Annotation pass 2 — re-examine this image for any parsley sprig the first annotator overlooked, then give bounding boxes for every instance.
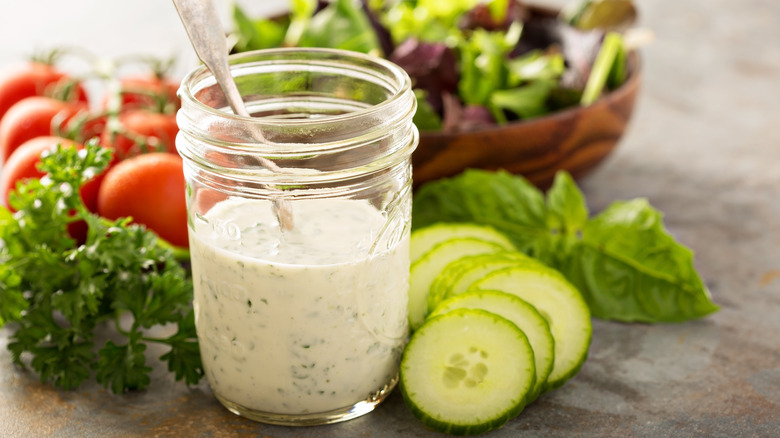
[0,140,203,393]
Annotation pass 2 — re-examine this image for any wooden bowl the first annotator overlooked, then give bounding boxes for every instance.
[412,51,641,189]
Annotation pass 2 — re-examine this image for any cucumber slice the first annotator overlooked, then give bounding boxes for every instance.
[472,266,592,391]
[410,223,515,264]
[427,251,543,313]
[409,238,510,331]
[429,290,554,400]
[399,309,536,435]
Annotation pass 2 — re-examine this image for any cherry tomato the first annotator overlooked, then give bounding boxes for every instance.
[97,152,188,247]
[0,96,88,163]
[101,110,179,159]
[0,61,88,121]
[104,75,180,113]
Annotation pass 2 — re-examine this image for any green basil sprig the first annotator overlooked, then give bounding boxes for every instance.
[412,169,719,323]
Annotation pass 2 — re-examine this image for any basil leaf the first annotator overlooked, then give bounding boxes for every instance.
[547,171,588,232]
[533,171,589,268]
[412,169,548,253]
[412,169,719,323]
[560,199,719,322]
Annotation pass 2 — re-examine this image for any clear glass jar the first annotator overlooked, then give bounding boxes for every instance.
[176,48,417,426]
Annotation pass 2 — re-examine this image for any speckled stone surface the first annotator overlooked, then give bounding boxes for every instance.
[2,0,780,436]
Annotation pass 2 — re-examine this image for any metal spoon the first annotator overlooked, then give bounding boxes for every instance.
[172,0,249,117]
[171,0,293,231]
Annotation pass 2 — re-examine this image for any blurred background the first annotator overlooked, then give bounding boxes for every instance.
[0,0,576,99]
[0,0,288,101]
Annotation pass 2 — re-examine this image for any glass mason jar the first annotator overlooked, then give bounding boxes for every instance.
[176,48,418,426]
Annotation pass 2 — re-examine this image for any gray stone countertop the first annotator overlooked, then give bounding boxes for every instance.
[1,0,779,436]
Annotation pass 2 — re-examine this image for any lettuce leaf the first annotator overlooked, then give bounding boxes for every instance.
[231,4,287,52]
[412,169,719,323]
[297,0,381,55]
[413,90,443,131]
[381,0,480,44]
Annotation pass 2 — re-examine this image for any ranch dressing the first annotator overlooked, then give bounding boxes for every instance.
[189,197,410,415]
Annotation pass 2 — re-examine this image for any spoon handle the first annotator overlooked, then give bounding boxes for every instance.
[171,0,294,231]
[172,0,250,117]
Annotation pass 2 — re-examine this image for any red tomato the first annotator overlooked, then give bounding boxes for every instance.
[101,110,179,159]
[97,152,188,247]
[0,96,88,163]
[0,136,104,212]
[0,61,88,121]
[103,75,180,113]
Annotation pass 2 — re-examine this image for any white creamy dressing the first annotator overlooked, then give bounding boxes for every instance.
[189,197,409,415]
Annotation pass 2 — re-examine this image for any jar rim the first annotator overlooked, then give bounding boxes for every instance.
[178,47,413,128]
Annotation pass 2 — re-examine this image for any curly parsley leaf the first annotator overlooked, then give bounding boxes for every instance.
[0,139,202,393]
[0,264,24,326]
[159,309,203,386]
[96,340,152,394]
[0,207,26,325]
[7,304,96,390]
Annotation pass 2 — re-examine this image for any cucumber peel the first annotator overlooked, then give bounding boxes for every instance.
[473,266,592,390]
[410,223,516,264]
[427,251,545,313]
[409,237,513,331]
[401,223,593,435]
[400,309,536,435]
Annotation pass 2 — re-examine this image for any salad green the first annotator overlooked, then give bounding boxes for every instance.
[230,0,634,132]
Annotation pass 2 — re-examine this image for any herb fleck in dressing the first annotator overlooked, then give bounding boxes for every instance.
[190,198,409,415]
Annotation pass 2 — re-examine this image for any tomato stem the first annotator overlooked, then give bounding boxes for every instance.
[156,236,191,263]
